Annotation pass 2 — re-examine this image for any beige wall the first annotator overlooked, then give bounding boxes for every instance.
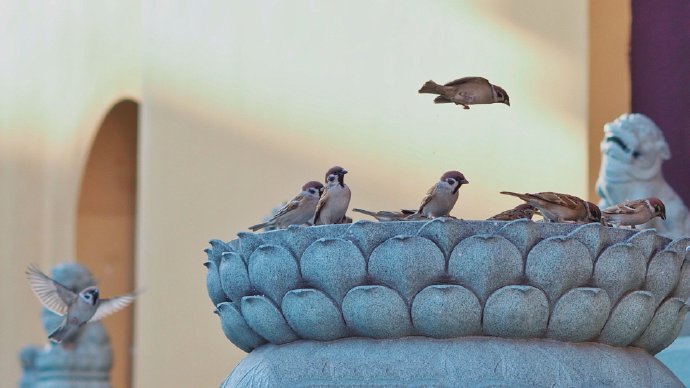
[1,1,628,387]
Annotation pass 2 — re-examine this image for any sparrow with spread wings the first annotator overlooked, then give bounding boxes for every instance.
[419,77,510,109]
[26,265,138,343]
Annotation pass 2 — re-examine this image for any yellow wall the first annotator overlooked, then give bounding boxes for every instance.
[1,1,628,387]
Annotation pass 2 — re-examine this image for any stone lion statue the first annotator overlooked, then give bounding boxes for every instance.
[596,113,690,238]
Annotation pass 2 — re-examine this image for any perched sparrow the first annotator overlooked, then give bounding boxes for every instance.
[249,181,324,231]
[602,197,666,228]
[418,77,510,109]
[314,166,351,225]
[415,171,469,218]
[489,203,539,221]
[352,208,409,222]
[26,265,137,343]
[500,191,601,223]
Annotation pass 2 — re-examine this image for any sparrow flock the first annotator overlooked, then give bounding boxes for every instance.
[246,76,668,232]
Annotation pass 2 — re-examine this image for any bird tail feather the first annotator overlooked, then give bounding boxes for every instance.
[352,208,377,217]
[48,323,72,344]
[500,191,531,202]
[418,80,443,94]
[248,222,268,232]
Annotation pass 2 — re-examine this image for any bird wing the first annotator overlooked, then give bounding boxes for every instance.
[418,185,437,213]
[89,292,137,322]
[532,192,583,210]
[313,190,329,223]
[603,199,644,215]
[444,77,489,87]
[434,96,452,104]
[25,265,76,316]
[270,195,304,220]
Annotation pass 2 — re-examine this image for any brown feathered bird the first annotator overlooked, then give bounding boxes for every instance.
[500,191,600,223]
[601,197,666,228]
[419,77,510,109]
[489,203,539,221]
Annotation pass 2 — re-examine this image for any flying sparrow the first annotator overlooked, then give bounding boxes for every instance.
[602,197,666,228]
[500,191,601,224]
[489,203,539,221]
[249,181,324,231]
[418,77,510,109]
[313,166,351,225]
[26,265,137,344]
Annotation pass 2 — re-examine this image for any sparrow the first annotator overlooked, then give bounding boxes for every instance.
[313,166,351,225]
[248,181,325,231]
[500,191,601,224]
[418,77,510,109]
[414,171,469,218]
[26,265,137,344]
[488,203,539,221]
[601,197,666,228]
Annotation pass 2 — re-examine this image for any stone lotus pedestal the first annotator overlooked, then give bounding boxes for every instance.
[205,219,690,387]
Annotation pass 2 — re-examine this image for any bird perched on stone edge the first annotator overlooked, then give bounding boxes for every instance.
[418,77,510,109]
[248,181,324,231]
[488,203,539,221]
[26,265,137,344]
[500,191,601,224]
[601,197,666,229]
[314,166,351,225]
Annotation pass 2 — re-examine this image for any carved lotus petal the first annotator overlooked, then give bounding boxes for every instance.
[411,285,481,338]
[417,219,494,258]
[277,224,346,258]
[241,296,297,344]
[204,260,228,306]
[483,285,549,338]
[645,250,683,308]
[634,297,689,354]
[496,219,542,258]
[342,285,412,339]
[547,288,611,342]
[448,235,522,303]
[368,236,445,302]
[599,291,656,346]
[526,237,592,303]
[568,223,628,259]
[672,258,690,302]
[237,232,265,264]
[282,289,348,340]
[593,243,646,304]
[666,237,690,255]
[248,244,300,305]
[214,302,266,352]
[627,229,667,262]
[301,238,366,304]
[208,239,232,265]
[219,252,252,302]
[345,221,423,258]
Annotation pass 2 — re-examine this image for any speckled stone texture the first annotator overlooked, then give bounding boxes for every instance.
[204,220,690,385]
[223,337,682,387]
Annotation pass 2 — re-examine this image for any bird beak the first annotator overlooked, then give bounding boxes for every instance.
[661,212,667,220]
[503,100,510,106]
[341,170,348,175]
[461,179,469,184]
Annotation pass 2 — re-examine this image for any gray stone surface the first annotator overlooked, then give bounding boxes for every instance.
[635,297,689,354]
[368,235,445,302]
[241,296,298,344]
[547,287,611,342]
[411,285,481,338]
[448,235,523,303]
[281,289,348,340]
[223,337,683,387]
[483,285,549,338]
[205,220,690,355]
[342,285,412,338]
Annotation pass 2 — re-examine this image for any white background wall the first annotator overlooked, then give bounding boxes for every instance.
[1,1,589,386]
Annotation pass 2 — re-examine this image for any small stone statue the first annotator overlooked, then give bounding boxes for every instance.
[19,263,112,388]
[596,113,690,238]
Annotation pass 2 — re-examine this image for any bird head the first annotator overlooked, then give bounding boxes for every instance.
[494,85,510,106]
[440,171,469,194]
[585,201,602,223]
[80,286,100,306]
[302,181,325,198]
[647,197,666,220]
[325,166,348,187]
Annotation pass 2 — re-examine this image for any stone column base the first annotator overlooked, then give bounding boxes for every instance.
[224,336,682,387]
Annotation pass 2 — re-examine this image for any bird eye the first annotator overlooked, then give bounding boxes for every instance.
[308,189,315,194]
[328,176,336,182]
[447,178,456,185]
